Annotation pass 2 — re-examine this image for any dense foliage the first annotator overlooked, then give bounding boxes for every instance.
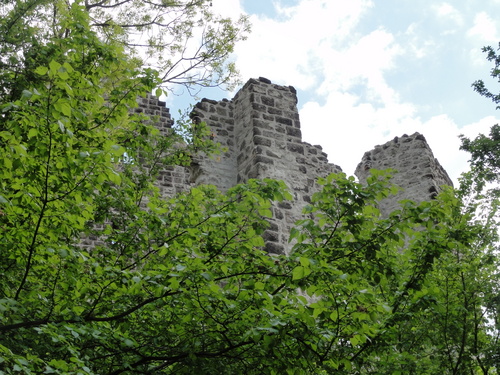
[0,1,499,374]
[0,0,249,101]
[462,43,500,199]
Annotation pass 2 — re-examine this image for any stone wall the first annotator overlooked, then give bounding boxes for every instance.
[189,98,237,191]
[355,133,453,217]
[135,94,193,198]
[190,78,342,253]
[81,78,453,252]
[80,94,189,250]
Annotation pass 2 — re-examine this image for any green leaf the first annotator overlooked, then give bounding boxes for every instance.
[292,266,305,280]
[49,60,62,75]
[209,283,219,293]
[28,128,38,139]
[57,68,70,80]
[62,62,74,73]
[201,272,212,281]
[341,359,352,371]
[55,101,71,116]
[21,89,32,99]
[255,281,265,290]
[350,335,360,346]
[34,66,48,75]
[313,308,324,318]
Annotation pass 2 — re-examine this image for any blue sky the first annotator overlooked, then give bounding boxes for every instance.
[167,0,500,184]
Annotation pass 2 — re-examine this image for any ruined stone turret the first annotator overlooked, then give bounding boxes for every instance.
[355,133,453,217]
[190,77,342,253]
[185,79,453,251]
[81,78,454,252]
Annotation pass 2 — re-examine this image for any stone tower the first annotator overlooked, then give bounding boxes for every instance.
[185,78,453,252]
[190,77,342,253]
[80,78,453,252]
[355,133,453,217]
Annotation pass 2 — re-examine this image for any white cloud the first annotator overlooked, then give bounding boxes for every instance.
[433,3,464,28]
[403,23,436,59]
[274,0,373,40]
[232,0,406,113]
[211,0,246,19]
[300,94,420,178]
[300,94,500,185]
[469,47,488,67]
[224,0,500,187]
[466,12,499,67]
[314,28,402,100]
[467,12,499,42]
[233,0,374,90]
[232,0,463,180]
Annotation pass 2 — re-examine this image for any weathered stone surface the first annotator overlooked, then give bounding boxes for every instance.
[355,133,453,217]
[82,79,453,253]
[186,78,344,253]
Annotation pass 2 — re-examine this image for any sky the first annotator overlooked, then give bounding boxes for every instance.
[167,0,500,185]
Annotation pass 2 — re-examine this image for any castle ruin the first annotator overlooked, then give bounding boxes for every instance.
[95,77,453,253]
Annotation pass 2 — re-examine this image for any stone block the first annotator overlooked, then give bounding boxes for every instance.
[268,107,283,115]
[255,155,274,165]
[286,126,301,137]
[261,96,275,107]
[252,103,267,112]
[254,136,272,147]
[287,143,304,154]
[276,117,293,126]
[265,242,284,254]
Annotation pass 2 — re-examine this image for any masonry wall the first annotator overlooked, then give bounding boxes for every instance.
[355,133,453,217]
[189,98,236,190]
[155,78,452,253]
[80,94,189,250]
[81,79,453,252]
[140,94,194,197]
[191,78,342,253]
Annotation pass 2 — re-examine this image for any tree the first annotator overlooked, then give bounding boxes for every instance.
[1,2,499,374]
[83,0,250,93]
[471,44,500,110]
[0,0,250,103]
[286,173,500,374]
[455,42,500,374]
[461,44,500,196]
